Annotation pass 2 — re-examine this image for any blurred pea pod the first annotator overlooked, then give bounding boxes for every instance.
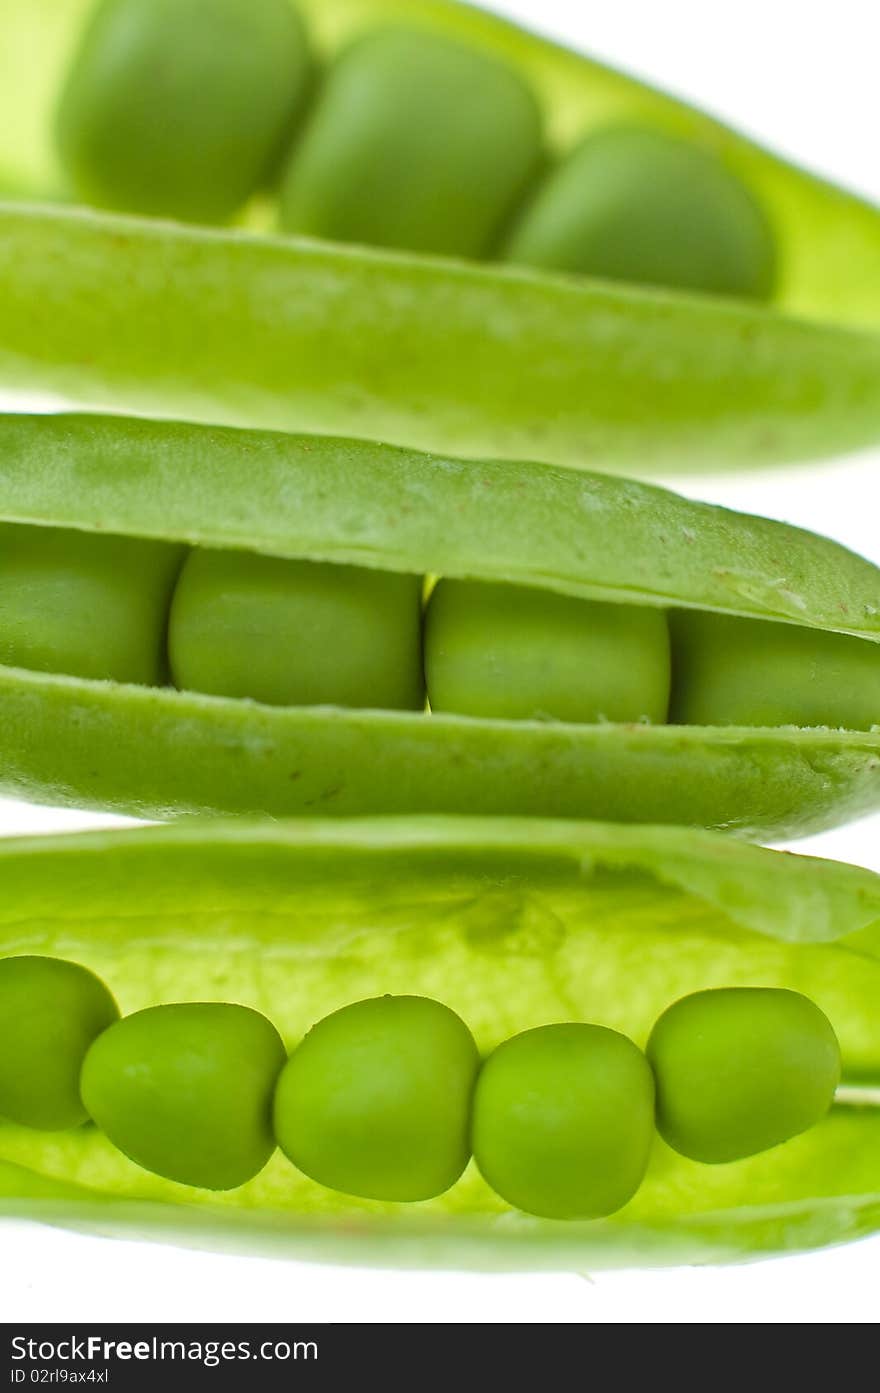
[2,816,880,1267]
[1,410,879,836]
[0,0,879,472]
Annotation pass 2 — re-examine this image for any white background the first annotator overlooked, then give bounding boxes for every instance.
[2,0,880,1324]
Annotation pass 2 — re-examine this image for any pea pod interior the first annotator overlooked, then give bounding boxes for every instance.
[3,0,880,329]
[1,410,879,838]
[2,816,880,1269]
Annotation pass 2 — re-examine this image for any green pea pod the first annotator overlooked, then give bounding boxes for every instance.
[1,410,880,837]
[1,2,880,472]
[1,202,879,476]
[4,0,880,324]
[1,815,880,1268]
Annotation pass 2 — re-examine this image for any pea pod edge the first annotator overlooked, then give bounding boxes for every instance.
[3,201,880,477]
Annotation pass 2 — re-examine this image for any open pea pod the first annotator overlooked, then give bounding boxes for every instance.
[1,410,880,838]
[1,1,880,472]
[4,0,880,327]
[2,816,880,1268]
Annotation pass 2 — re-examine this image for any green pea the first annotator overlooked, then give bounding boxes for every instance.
[647,988,840,1164]
[168,548,424,711]
[273,996,479,1202]
[81,1002,285,1189]
[669,610,880,730]
[279,27,543,258]
[472,1023,655,1220]
[55,0,312,223]
[0,523,182,685]
[0,955,119,1131]
[424,578,670,724]
[504,125,776,300]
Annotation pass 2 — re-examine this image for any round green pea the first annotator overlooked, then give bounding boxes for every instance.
[647,988,841,1164]
[424,578,670,724]
[56,0,313,223]
[168,548,425,710]
[81,1002,286,1189]
[471,1023,655,1220]
[273,995,479,1202]
[669,610,880,730]
[279,27,543,258]
[505,125,776,300]
[0,955,119,1130]
[0,523,182,686]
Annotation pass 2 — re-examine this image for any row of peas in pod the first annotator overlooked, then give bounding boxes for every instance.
[1,520,880,732]
[0,955,841,1220]
[56,0,776,300]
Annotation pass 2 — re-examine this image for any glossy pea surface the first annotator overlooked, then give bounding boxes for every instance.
[168,548,425,711]
[279,27,543,257]
[647,988,841,1164]
[0,955,118,1130]
[425,578,670,723]
[0,523,181,685]
[505,126,776,300]
[56,0,312,223]
[472,1023,655,1220]
[670,610,880,730]
[81,1002,286,1189]
[274,995,479,1202]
